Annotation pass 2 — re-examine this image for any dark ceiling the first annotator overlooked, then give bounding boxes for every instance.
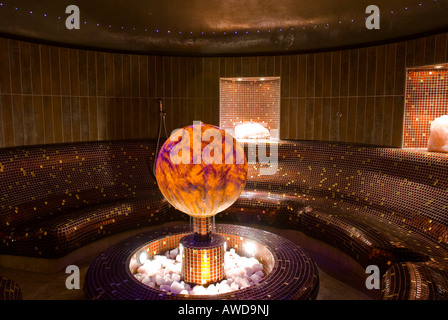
[1,0,448,56]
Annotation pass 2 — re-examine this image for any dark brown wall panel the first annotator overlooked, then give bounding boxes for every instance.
[50,47,61,96]
[96,52,107,97]
[384,44,396,96]
[62,96,72,143]
[347,98,357,143]
[0,38,11,94]
[355,97,365,143]
[338,98,348,142]
[1,95,13,147]
[19,42,32,95]
[24,96,36,145]
[339,51,349,97]
[71,97,81,142]
[1,31,448,148]
[59,48,71,96]
[69,49,80,97]
[357,48,368,97]
[122,55,131,98]
[51,96,63,143]
[321,99,331,141]
[435,33,447,64]
[289,99,298,139]
[9,41,21,95]
[33,96,45,145]
[314,98,323,141]
[78,51,88,96]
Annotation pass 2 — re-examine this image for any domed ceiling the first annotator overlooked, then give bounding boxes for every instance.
[1,0,448,56]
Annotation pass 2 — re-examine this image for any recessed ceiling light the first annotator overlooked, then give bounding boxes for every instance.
[434,65,444,69]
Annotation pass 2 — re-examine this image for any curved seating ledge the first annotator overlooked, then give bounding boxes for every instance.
[0,139,447,300]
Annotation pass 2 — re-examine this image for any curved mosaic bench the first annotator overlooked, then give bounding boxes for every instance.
[1,138,448,299]
[0,140,186,258]
[0,276,22,300]
[83,224,319,300]
[230,140,448,299]
[380,261,448,300]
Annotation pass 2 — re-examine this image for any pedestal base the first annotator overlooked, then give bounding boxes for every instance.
[180,233,226,285]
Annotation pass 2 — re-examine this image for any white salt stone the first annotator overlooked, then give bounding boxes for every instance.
[160,285,171,292]
[134,273,145,281]
[142,277,152,286]
[170,248,179,258]
[172,264,182,275]
[237,257,248,267]
[240,277,250,288]
[146,267,158,277]
[230,282,239,290]
[155,275,164,285]
[252,263,263,272]
[129,259,139,273]
[162,259,175,268]
[164,264,173,275]
[192,285,207,295]
[225,270,234,279]
[137,266,147,274]
[234,121,271,140]
[428,115,448,153]
[135,246,267,295]
[207,284,218,294]
[237,268,246,277]
[163,276,173,286]
[170,281,184,294]
[245,267,254,277]
[219,284,231,293]
[250,274,262,283]
[153,255,167,261]
[248,257,259,266]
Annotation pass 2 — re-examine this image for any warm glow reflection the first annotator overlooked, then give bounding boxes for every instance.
[155,123,248,217]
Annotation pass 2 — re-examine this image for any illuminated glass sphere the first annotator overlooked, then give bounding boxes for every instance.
[155,123,248,218]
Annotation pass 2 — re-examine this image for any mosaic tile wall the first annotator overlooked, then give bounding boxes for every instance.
[403,68,448,148]
[219,78,280,138]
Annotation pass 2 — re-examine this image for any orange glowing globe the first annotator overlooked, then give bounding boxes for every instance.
[155,123,248,218]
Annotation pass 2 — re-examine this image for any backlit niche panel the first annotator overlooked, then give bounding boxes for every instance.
[403,64,448,148]
[219,77,280,140]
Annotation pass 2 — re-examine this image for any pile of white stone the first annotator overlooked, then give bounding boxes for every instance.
[131,247,265,295]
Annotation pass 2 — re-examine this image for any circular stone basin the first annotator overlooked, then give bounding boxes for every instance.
[84,224,320,300]
[130,231,269,295]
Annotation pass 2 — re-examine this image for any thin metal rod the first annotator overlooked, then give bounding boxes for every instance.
[153,99,168,176]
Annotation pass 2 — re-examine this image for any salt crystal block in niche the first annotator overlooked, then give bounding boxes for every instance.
[427,115,448,153]
[235,121,270,139]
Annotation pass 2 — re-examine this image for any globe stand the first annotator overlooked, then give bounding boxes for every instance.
[180,216,226,285]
